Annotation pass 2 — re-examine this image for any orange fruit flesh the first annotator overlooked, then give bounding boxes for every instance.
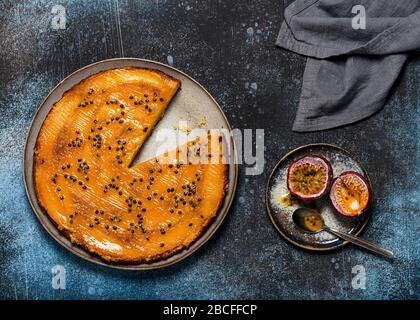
[335,176,369,216]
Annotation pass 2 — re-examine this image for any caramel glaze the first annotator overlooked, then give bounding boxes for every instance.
[34,67,228,263]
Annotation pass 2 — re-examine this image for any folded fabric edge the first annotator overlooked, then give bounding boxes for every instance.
[276,7,420,57]
[275,21,340,59]
[291,99,387,132]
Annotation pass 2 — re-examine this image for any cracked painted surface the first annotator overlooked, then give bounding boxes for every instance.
[0,0,418,300]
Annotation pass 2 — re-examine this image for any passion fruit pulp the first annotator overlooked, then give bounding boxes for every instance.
[330,171,371,217]
[287,155,333,201]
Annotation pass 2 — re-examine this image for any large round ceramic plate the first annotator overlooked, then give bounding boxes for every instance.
[266,143,372,251]
[23,58,238,270]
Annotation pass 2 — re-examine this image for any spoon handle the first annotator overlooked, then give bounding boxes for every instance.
[324,227,394,259]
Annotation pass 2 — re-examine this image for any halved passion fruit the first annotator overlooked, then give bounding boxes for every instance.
[330,171,371,217]
[287,155,332,201]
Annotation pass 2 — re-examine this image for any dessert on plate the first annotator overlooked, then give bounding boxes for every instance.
[34,67,228,263]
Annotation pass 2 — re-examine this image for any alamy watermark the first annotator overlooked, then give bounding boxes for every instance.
[352,5,366,30]
[153,126,265,176]
[51,264,66,290]
[351,265,366,290]
[51,5,66,30]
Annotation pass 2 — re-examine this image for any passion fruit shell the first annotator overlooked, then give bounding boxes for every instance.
[329,171,372,217]
[287,155,333,201]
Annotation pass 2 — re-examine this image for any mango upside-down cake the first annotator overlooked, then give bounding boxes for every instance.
[34,67,228,263]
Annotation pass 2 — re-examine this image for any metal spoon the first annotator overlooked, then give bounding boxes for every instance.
[292,207,394,259]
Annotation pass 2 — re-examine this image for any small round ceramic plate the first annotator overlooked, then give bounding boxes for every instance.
[23,58,238,270]
[265,143,372,251]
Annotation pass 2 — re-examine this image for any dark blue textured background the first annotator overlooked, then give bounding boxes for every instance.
[0,0,418,300]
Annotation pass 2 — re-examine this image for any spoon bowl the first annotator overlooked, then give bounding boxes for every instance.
[292,207,325,234]
[292,208,394,259]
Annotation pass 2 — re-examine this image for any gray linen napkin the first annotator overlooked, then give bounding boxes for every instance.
[276,0,420,132]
